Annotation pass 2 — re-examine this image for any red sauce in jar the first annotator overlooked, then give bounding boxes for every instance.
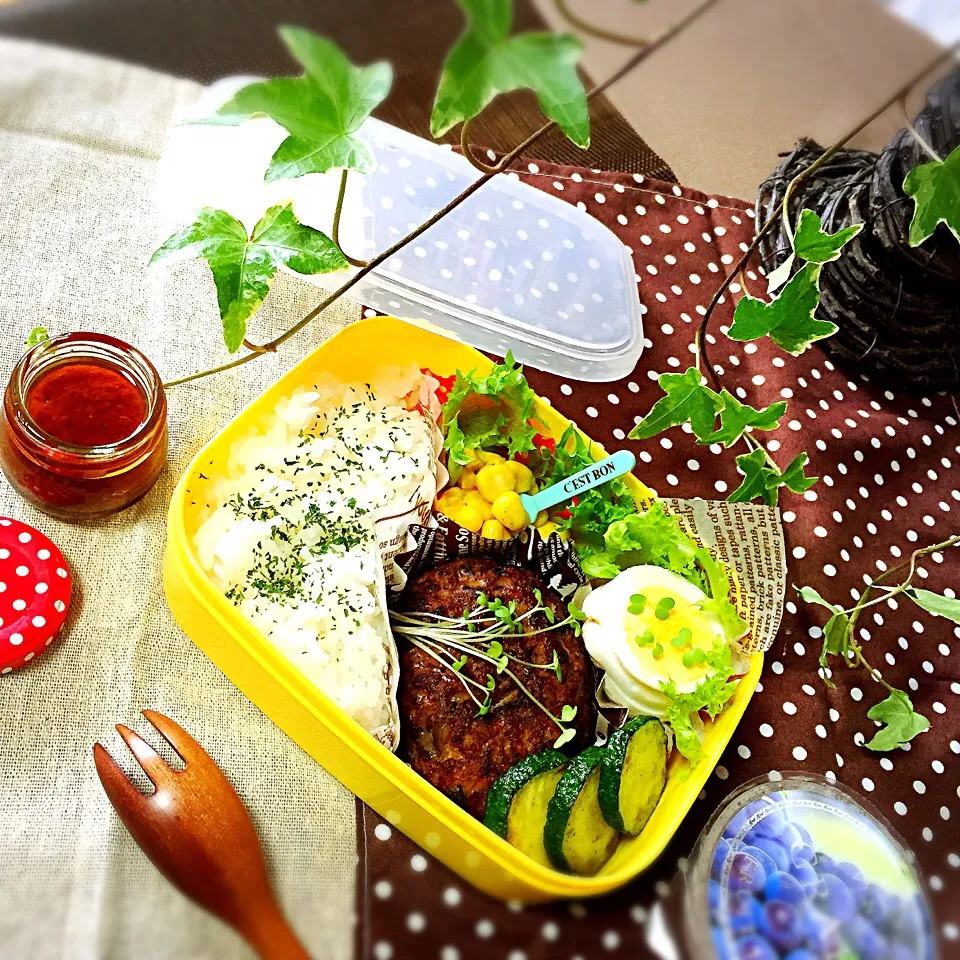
[0,333,167,521]
[26,361,148,447]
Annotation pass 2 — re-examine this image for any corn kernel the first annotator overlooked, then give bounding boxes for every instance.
[481,518,511,540]
[463,490,494,521]
[534,510,549,526]
[537,521,566,540]
[506,460,534,493]
[492,490,530,532]
[436,488,464,512]
[475,450,506,466]
[450,503,484,533]
[459,468,478,491]
[477,463,516,501]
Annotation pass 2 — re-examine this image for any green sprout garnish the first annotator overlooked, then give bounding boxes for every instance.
[390,589,585,735]
[655,597,676,621]
[628,592,648,614]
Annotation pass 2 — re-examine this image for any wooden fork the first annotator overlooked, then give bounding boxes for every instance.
[93,710,311,960]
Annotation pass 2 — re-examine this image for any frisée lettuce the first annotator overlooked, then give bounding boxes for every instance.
[441,352,539,472]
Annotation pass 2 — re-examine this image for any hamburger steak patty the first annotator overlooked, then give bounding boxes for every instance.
[398,556,596,817]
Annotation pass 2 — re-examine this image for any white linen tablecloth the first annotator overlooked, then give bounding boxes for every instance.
[0,37,362,960]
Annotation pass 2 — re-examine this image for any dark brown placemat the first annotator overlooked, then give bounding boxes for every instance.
[0,0,674,178]
[356,157,960,960]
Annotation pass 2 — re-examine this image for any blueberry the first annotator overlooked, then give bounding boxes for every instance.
[858,883,888,926]
[803,906,841,955]
[712,925,734,960]
[892,901,924,945]
[735,934,778,960]
[728,851,767,894]
[811,851,836,875]
[888,945,915,960]
[739,845,778,882]
[765,870,806,906]
[723,807,754,841]
[758,810,788,836]
[790,860,825,898]
[750,837,792,873]
[784,951,818,960]
[757,900,805,952]
[708,879,722,916]
[794,822,814,850]
[847,915,889,960]
[815,873,856,924]
[728,890,758,936]
[830,860,867,899]
[712,837,732,881]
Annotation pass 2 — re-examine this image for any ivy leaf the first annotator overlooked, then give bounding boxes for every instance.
[906,588,960,624]
[628,368,722,441]
[727,447,772,504]
[210,27,392,179]
[766,253,795,294]
[728,264,837,355]
[707,390,787,448]
[150,204,348,352]
[778,453,818,495]
[431,0,589,148]
[865,691,930,751]
[728,449,817,505]
[792,209,864,264]
[796,585,841,613]
[903,143,960,247]
[819,611,851,688]
[25,326,49,349]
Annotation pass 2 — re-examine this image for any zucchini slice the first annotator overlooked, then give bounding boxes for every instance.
[599,716,667,835]
[544,746,620,875]
[484,749,568,839]
[505,765,568,869]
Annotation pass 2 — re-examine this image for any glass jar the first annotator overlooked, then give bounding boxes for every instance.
[0,332,167,521]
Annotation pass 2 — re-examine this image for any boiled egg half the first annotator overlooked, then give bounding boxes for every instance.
[581,565,729,718]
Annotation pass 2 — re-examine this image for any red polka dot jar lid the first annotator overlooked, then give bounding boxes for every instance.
[0,517,71,674]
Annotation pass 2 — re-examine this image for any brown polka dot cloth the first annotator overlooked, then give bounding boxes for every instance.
[357,159,960,960]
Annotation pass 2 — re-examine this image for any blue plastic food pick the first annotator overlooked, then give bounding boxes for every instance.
[520,450,637,524]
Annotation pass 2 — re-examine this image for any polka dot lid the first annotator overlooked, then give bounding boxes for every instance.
[0,517,71,674]
[686,775,935,960]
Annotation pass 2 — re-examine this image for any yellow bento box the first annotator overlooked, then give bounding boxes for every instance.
[163,315,763,903]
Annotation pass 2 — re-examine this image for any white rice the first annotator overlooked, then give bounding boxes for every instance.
[194,371,436,735]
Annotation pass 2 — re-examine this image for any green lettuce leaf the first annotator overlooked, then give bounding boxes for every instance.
[694,547,749,641]
[441,352,539,466]
[661,641,740,764]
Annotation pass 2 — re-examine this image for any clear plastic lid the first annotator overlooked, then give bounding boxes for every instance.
[155,79,644,382]
[686,775,936,960]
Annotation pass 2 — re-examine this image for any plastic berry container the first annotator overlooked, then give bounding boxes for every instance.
[685,774,937,960]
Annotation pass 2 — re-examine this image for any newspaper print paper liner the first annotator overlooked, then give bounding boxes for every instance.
[391,516,586,597]
[368,412,446,751]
